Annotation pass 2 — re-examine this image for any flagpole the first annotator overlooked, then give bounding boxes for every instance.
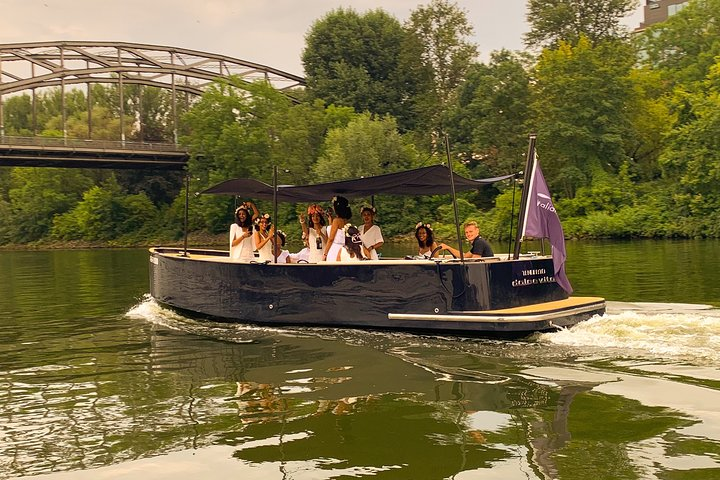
[513,134,537,259]
[181,172,189,257]
[444,134,465,263]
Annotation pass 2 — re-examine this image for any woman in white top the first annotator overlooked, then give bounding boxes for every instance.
[253,213,275,262]
[358,205,383,260]
[299,204,328,263]
[323,196,352,263]
[229,201,259,261]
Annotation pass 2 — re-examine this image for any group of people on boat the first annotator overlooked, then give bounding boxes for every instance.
[229,195,493,263]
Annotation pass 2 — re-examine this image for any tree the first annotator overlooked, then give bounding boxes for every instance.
[7,168,94,242]
[51,175,160,241]
[302,8,420,130]
[640,0,720,88]
[404,0,478,145]
[446,50,533,178]
[525,0,638,49]
[530,36,636,198]
[657,60,720,235]
[266,100,356,185]
[311,113,419,182]
[3,94,33,135]
[622,67,676,181]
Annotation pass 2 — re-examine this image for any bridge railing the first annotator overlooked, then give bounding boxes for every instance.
[0,135,184,152]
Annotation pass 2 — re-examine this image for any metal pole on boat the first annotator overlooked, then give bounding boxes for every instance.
[182,172,189,257]
[507,173,518,258]
[513,134,537,259]
[444,134,465,263]
[272,165,278,264]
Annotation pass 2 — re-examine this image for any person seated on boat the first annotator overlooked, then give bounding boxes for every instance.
[439,221,494,259]
[229,201,259,261]
[322,195,352,263]
[270,230,291,263]
[358,205,383,260]
[299,204,328,263]
[337,224,365,262]
[253,213,275,262]
[289,235,311,263]
[415,222,440,258]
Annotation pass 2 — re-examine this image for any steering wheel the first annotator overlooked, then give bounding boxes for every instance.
[433,245,457,259]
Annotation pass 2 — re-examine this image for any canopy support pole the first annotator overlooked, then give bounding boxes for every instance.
[272,165,278,264]
[182,173,189,257]
[513,134,537,259]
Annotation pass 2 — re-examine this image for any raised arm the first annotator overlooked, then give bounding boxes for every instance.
[299,213,309,237]
[246,201,260,222]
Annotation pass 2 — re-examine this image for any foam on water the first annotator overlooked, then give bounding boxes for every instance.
[124,294,289,342]
[540,308,720,364]
[127,296,720,365]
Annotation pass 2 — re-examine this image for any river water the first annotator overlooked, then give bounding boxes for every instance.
[2,240,720,479]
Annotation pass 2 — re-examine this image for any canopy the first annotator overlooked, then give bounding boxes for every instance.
[201,165,513,202]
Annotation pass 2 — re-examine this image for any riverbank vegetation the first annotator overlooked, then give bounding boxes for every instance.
[1,0,719,248]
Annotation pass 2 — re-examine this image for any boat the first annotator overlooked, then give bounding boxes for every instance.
[149,136,605,335]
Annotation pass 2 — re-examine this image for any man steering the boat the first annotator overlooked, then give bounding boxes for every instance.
[439,221,494,259]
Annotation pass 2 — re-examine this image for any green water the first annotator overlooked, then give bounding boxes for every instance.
[2,241,720,479]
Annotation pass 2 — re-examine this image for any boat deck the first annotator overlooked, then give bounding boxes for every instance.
[153,248,524,265]
[389,296,606,324]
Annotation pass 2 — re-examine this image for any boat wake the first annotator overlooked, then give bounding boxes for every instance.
[127,295,720,365]
[539,303,720,364]
[125,294,293,343]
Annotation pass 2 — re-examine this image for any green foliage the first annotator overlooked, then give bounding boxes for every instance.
[622,68,676,181]
[525,0,638,49]
[302,8,420,130]
[531,36,636,195]
[405,0,478,141]
[640,0,720,88]
[446,50,532,177]
[3,4,720,246]
[51,176,160,242]
[7,168,94,243]
[312,113,420,181]
[659,90,720,218]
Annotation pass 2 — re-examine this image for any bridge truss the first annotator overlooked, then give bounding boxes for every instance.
[0,41,306,169]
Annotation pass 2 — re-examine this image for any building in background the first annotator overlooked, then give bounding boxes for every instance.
[636,0,689,31]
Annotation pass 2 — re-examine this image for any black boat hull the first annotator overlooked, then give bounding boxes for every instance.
[149,248,604,334]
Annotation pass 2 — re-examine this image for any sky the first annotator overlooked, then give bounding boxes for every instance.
[0,0,645,77]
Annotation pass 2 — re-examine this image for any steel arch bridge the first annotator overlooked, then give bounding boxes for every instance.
[0,41,306,170]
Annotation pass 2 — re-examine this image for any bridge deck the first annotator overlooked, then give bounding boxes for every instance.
[0,136,188,170]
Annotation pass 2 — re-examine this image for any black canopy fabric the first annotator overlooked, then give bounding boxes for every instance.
[201,165,513,202]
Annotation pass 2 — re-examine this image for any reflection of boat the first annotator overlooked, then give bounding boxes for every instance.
[149,137,604,335]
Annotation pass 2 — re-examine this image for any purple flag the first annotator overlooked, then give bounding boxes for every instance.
[520,153,573,293]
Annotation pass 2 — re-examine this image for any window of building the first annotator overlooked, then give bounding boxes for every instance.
[668,2,688,15]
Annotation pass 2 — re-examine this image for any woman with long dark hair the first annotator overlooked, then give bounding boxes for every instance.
[322,196,352,263]
[253,213,275,262]
[415,222,440,258]
[299,204,328,263]
[337,224,365,261]
[229,201,259,261]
